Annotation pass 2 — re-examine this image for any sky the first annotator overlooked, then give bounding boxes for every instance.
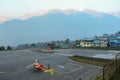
[0,0,120,46]
[0,0,120,22]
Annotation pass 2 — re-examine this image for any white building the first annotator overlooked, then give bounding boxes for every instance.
[80,40,94,47]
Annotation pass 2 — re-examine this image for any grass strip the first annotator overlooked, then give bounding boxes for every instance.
[69,55,112,67]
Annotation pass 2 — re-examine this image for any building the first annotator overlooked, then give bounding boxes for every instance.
[94,38,108,47]
[109,40,120,47]
[80,40,94,47]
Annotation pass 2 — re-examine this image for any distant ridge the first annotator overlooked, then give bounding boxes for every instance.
[0,9,120,46]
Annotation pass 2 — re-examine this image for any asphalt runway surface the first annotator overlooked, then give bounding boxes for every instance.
[0,49,106,80]
[54,49,119,59]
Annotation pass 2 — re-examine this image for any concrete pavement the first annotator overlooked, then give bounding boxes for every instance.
[0,49,102,80]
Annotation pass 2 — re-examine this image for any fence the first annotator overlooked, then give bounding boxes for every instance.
[102,53,120,80]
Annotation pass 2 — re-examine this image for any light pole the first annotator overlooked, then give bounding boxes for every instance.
[115,53,120,71]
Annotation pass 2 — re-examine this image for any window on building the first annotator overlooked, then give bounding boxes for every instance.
[87,43,89,45]
[84,43,86,45]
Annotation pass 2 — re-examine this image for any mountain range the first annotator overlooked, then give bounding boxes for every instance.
[0,9,120,46]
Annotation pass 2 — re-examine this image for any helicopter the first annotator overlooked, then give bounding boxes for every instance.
[33,60,54,76]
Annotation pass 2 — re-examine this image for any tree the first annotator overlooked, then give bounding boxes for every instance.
[94,35,98,39]
[0,46,5,50]
[107,42,110,47]
[65,38,70,44]
[31,43,36,47]
[47,43,55,49]
[75,40,80,45]
[7,45,12,50]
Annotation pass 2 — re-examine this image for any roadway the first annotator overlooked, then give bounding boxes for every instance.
[54,49,119,59]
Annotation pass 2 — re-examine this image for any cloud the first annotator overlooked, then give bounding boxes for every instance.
[0,17,7,23]
[13,8,103,20]
[82,9,102,17]
[0,17,15,24]
[20,8,87,20]
[20,9,50,20]
[0,8,119,23]
[110,11,120,18]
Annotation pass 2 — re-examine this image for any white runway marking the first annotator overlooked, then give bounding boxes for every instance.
[55,67,82,74]
[0,71,5,74]
[58,65,64,68]
[36,55,55,60]
[26,63,34,68]
[107,50,120,53]
[93,53,116,59]
[56,59,83,74]
[54,53,73,56]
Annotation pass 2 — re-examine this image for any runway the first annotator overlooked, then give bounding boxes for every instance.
[0,49,103,80]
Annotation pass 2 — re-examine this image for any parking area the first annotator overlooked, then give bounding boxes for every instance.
[0,49,102,80]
